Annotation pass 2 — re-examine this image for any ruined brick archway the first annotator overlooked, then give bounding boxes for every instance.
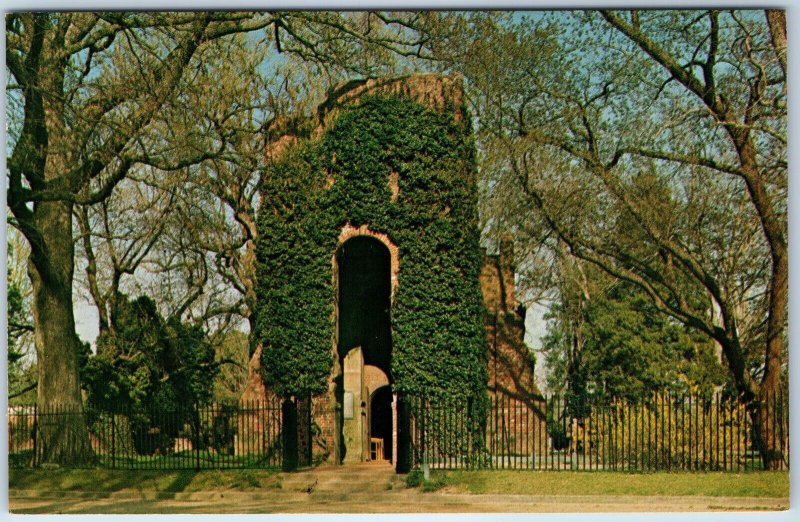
[335,224,399,299]
[333,231,397,464]
[253,74,531,472]
[369,385,393,461]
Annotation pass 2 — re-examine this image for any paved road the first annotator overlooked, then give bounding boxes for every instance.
[9,488,789,513]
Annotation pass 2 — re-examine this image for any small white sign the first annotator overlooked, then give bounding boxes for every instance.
[344,391,354,419]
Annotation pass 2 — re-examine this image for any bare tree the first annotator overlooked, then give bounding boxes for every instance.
[7,12,227,462]
[598,10,786,468]
[75,175,175,340]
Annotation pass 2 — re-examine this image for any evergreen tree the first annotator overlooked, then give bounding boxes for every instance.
[544,278,726,410]
[81,294,217,454]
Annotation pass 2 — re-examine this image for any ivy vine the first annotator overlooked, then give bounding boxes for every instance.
[256,94,488,403]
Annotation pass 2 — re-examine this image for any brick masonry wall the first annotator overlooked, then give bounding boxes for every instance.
[481,239,548,453]
[480,240,539,399]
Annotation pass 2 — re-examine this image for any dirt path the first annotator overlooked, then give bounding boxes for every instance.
[8,463,789,513]
[9,488,788,513]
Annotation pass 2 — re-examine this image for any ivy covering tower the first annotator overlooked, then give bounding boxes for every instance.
[255,75,488,466]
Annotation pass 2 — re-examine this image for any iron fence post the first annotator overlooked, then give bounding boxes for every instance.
[111,412,116,469]
[32,404,38,467]
[195,403,201,470]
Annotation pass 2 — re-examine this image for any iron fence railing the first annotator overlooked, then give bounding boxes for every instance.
[8,399,283,470]
[10,390,789,472]
[406,390,789,472]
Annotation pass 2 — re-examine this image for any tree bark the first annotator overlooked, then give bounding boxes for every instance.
[747,388,786,470]
[29,198,94,465]
[766,10,787,77]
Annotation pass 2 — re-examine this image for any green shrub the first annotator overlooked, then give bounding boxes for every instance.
[421,474,450,492]
[405,469,450,492]
[406,469,424,488]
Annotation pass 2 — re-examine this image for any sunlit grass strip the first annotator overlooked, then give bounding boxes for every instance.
[443,470,789,498]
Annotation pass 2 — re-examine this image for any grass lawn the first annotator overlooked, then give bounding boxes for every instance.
[9,468,282,493]
[9,450,278,470]
[10,468,789,499]
[437,470,790,498]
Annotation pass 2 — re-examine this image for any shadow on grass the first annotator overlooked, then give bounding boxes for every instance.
[9,468,202,495]
[163,470,198,493]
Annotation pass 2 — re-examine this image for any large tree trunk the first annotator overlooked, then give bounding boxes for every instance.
[29,198,93,465]
[747,387,787,471]
[730,129,788,471]
[753,246,788,470]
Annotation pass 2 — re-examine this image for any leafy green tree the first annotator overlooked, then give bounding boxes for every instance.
[437,10,786,468]
[544,277,725,408]
[81,294,217,454]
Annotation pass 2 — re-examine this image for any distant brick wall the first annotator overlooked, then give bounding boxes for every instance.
[480,239,539,400]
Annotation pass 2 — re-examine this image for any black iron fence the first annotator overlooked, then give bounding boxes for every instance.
[8,399,283,469]
[10,390,789,472]
[406,390,789,472]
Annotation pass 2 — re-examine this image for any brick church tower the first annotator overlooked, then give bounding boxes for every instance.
[246,74,537,470]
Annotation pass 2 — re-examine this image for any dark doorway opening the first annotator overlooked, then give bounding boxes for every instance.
[370,386,393,461]
[336,235,393,464]
[337,236,392,371]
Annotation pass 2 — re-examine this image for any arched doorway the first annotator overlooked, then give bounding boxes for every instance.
[336,235,393,464]
[370,386,393,461]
